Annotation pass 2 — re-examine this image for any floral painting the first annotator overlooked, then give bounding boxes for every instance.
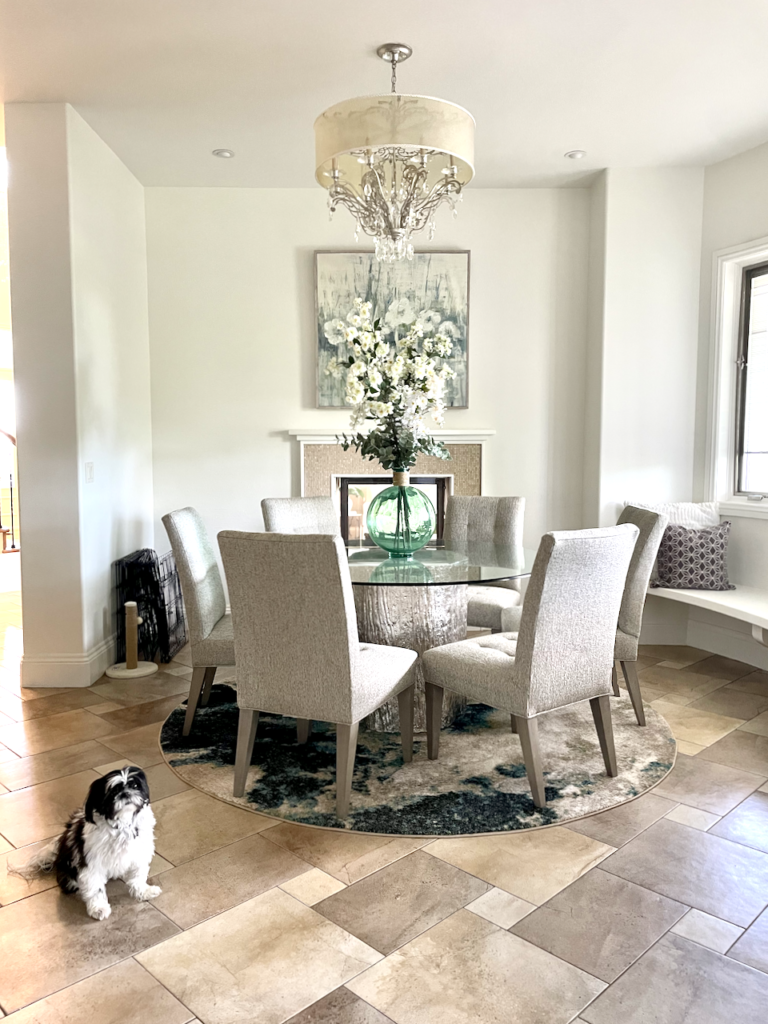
[315,251,469,408]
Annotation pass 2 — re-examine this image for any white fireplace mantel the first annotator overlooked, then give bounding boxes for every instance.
[288,428,496,445]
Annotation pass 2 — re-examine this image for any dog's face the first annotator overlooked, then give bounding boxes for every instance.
[85,767,150,826]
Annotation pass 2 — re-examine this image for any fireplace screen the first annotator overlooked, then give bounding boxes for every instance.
[338,476,448,546]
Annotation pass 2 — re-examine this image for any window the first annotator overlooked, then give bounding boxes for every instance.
[736,263,768,495]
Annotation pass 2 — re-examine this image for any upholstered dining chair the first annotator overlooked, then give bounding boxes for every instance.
[261,496,339,534]
[443,496,525,632]
[218,531,419,818]
[162,507,235,737]
[422,524,639,807]
[610,505,668,726]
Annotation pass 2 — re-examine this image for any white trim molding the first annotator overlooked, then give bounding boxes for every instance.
[288,428,496,496]
[21,633,116,688]
[705,234,768,518]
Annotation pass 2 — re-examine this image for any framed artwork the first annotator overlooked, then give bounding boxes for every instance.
[315,250,470,408]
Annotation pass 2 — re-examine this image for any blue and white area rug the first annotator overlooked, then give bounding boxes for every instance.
[160,685,675,836]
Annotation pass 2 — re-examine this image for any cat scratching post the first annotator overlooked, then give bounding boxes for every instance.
[106,601,158,679]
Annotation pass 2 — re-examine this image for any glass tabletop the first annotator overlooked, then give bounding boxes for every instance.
[347,544,537,586]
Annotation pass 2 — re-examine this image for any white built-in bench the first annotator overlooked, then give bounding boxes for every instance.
[650,585,768,648]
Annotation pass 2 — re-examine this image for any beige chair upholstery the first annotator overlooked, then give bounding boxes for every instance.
[162,507,235,737]
[218,531,418,818]
[423,525,639,807]
[444,496,525,631]
[261,496,339,535]
[610,505,668,725]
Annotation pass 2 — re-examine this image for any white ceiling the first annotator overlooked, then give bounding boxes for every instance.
[2,0,768,188]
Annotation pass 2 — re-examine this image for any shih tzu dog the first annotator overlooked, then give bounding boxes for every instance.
[10,766,161,920]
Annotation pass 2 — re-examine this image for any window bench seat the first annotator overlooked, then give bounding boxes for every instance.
[648,584,768,647]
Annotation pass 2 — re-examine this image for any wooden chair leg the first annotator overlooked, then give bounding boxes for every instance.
[590,695,618,776]
[516,716,546,807]
[183,667,207,737]
[611,662,621,697]
[336,722,360,819]
[233,709,259,797]
[510,715,517,734]
[620,660,646,726]
[397,684,415,763]
[296,719,312,744]
[200,666,217,707]
[425,682,443,760]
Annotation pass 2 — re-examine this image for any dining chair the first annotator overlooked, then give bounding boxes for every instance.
[422,524,639,807]
[261,496,339,534]
[218,531,419,818]
[611,505,668,725]
[162,507,235,737]
[443,495,525,632]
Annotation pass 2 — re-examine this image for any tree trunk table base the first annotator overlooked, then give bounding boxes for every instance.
[354,583,468,732]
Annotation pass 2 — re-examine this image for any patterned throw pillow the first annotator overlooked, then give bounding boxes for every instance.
[652,521,735,591]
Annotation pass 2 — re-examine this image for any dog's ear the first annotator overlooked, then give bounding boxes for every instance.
[84,774,111,823]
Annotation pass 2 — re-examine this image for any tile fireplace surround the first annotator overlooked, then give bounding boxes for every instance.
[289,429,494,497]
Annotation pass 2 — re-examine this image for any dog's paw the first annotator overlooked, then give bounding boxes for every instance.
[135,884,162,901]
[87,902,112,921]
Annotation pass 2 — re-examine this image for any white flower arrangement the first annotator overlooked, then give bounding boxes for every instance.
[325,297,456,472]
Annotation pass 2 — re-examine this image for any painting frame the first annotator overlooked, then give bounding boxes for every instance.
[314,250,471,409]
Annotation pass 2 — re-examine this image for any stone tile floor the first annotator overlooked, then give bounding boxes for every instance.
[1,578,767,1022]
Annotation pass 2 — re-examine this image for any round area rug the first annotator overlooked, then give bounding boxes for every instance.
[159,685,675,836]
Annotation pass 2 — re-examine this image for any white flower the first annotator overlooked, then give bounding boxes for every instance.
[375,340,390,358]
[438,321,459,340]
[324,356,345,379]
[417,309,442,332]
[345,325,359,342]
[347,312,362,327]
[360,301,373,319]
[349,361,366,378]
[359,331,375,352]
[384,297,416,329]
[368,366,383,390]
[346,378,365,405]
[324,319,347,346]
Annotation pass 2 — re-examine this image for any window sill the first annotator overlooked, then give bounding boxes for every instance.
[718,498,768,521]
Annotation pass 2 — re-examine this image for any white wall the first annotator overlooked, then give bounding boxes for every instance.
[6,105,85,679]
[597,168,704,525]
[682,141,768,669]
[66,107,154,658]
[145,187,591,551]
[6,103,153,685]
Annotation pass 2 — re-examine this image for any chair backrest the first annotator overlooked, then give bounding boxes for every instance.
[162,507,226,645]
[218,531,359,723]
[514,525,639,715]
[444,495,525,548]
[261,496,339,535]
[616,505,668,641]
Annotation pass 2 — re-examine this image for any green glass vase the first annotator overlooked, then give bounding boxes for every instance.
[366,470,436,558]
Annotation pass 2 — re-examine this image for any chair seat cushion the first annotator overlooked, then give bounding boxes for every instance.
[352,644,419,722]
[467,585,521,631]
[500,603,523,633]
[614,627,638,662]
[422,632,523,715]
[192,612,235,667]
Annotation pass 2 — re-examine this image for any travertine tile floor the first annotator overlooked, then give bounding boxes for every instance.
[1,584,768,1022]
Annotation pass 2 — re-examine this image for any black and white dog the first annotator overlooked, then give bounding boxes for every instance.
[10,766,161,919]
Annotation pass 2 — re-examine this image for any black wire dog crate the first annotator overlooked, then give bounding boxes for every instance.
[114,549,187,664]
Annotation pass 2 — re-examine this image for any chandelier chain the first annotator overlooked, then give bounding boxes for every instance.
[390,56,397,94]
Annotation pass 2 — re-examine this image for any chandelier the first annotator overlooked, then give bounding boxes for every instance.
[314,44,475,262]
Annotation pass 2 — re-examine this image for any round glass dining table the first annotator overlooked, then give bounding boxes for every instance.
[347,543,536,731]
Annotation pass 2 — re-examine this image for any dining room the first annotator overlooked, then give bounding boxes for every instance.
[2,4,768,1024]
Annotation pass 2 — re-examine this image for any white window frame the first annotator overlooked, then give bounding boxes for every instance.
[706,235,768,520]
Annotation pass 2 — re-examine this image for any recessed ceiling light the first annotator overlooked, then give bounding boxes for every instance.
[564,150,586,160]
[212,149,235,158]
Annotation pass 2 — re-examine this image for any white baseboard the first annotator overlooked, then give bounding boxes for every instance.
[640,598,768,671]
[686,615,768,671]
[21,634,116,688]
